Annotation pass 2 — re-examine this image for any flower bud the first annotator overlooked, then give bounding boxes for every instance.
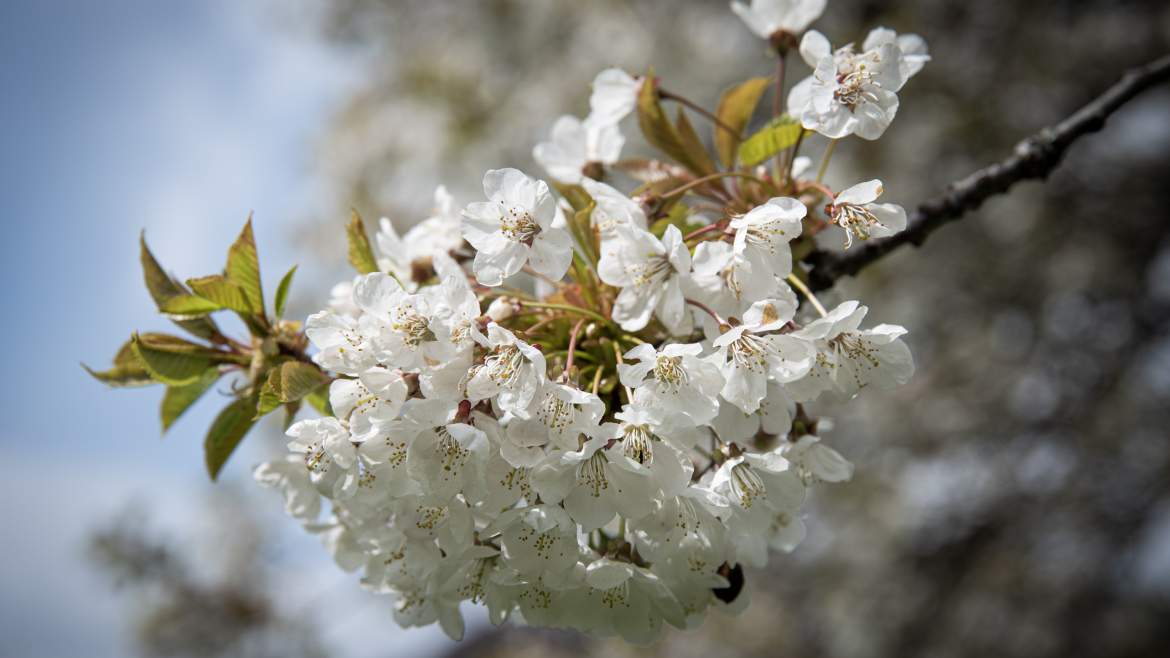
[486,297,514,322]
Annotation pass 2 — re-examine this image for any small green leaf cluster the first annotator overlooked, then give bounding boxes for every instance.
[84,219,326,479]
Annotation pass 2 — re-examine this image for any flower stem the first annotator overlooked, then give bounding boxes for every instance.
[783,128,806,186]
[611,341,633,402]
[815,139,838,184]
[685,298,730,328]
[786,273,828,317]
[683,222,729,242]
[591,364,605,395]
[563,318,586,379]
[772,53,788,178]
[518,301,608,324]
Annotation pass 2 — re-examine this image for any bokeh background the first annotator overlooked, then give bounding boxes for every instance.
[3,1,1169,657]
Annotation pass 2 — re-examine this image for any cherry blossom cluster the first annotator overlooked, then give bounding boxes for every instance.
[256,0,923,644]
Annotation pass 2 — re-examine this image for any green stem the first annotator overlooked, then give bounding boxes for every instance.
[518,301,608,324]
[815,139,838,184]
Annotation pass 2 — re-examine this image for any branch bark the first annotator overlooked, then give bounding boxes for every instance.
[807,53,1170,292]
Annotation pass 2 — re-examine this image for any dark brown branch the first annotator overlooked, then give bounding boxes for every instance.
[807,53,1170,292]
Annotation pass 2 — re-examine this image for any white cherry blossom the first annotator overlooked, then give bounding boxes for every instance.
[730,195,806,279]
[618,342,723,426]
[533,114,624,184]
[828,179,908,248]
[711,298,814,413]
[466,323,547,417]
[788,300,915,400]
[461,168,573,286]
[787,30,906,140]
[730,0,826,40]
[588,68,640,125]
[599,225,692,334]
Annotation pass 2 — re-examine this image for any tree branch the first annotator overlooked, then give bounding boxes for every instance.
[807,53,1170,292]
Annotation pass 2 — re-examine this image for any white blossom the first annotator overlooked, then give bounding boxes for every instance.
[788,300,915,400]
[376,185,464,286]
[787,30,906,140]
[711,298,813,413]
[461,168,574,286]
[828,179,907,248]
[618,342,723,426]
[730,0,826,40]
[588,68,640,125]
[533,114,624,184]
[599,225,692,334]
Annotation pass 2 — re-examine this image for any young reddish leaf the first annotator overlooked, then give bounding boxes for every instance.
[674,108,717,176]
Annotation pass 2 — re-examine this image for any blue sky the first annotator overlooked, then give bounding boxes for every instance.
[0,2,458,656]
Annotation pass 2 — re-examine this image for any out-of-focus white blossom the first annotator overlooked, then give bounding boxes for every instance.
[730,0,826,40]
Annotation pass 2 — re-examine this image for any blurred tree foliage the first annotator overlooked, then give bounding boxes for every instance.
[89,498,327,658]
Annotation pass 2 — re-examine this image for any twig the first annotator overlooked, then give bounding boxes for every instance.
[807,54,1170,291]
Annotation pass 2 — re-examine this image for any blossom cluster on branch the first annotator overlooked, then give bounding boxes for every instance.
[87,0,931,645]
[254,0,922,642]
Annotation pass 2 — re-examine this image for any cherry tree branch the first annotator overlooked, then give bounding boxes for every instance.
[807,53,1170,292]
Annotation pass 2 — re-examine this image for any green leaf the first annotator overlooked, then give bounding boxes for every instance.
[550,182,593,213]
[274,265,297,318]
[738,115,806,168]
[256,361,330,419]
[186,275,252,313]
[305,387,332,416]
[649,204,704,239]
[283,401,302,431]
[140,233,221,340]
[84,339,156,388]
[130,333,239,386]
[204,394,258,480]
[346,210,379,274]
[140,232,186,303]
[160,368,220,433]
[674,108,717,176]
[226,217,264,314]
[156,294,223,317]
[714,77,771,167]
[256,371,284,418]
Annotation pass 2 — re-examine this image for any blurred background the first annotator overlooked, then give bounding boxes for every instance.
[2,0,1169,656]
